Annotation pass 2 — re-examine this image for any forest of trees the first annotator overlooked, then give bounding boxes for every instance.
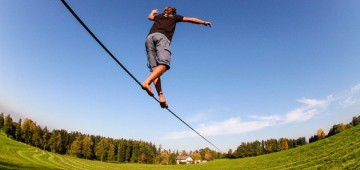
[225,115,360,159]
[1,112,359,163]
[224,137,307,159]
[0,113,221,164]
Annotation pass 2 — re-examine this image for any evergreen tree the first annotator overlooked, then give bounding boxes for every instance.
[251,140,262,156]
[116,139,126,162]
[49,130,62,153]
[169,152,177,165]
[212,150,217,159]
[225,149,233,158]
[125,141,132,162]
[42,127,51,151]
[130,141,139,163]
[287,139,295,148]
[92,135,102,160]
[59,129,69,154]
[54,132,62,153]
[107,140,116,161]
[4,114,14,138]
[0,112,4,129]
[352,116,360,126]
[138,141,148,164]
[95,138,109,162]
[216,151,222,159]
[296,137,307,146]
[227,149,232,156]
[147,143,156,164]
[309,135,319,143]
[32,125,43,147]
[327,124,346,137]
[234,142,247,158]
[15,119,22,141]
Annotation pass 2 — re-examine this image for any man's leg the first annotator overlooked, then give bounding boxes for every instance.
[142,64,167,97]
[153,76,168,108]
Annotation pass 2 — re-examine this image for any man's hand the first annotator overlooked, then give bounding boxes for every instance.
[151,9,159,15]
[148,9,159,20]
[183,17,212,27]
[203,21,212,27]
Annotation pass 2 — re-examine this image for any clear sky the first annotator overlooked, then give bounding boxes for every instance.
[1,0,360,152]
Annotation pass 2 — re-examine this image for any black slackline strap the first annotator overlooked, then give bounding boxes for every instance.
[60,0,221,152]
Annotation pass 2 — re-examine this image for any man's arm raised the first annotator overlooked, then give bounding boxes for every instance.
[148,9,159,21]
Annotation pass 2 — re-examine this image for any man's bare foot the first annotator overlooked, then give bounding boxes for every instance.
[160,101,168,108]
[159,93,168,108]
[141,82,154,96]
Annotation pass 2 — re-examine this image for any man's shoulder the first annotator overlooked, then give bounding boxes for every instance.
[175,14,184,21]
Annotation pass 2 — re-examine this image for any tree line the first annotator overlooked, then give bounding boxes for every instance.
[225,115,360,159]
[1,112,359,163]
[225,137,307,159]
[0,113,221,164]
[309,115,360,143]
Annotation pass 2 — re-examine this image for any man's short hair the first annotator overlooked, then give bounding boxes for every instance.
[164,6,176,14]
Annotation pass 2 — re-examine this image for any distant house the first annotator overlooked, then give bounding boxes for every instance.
[176,156,193,164]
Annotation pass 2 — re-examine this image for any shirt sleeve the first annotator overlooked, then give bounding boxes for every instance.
[154,14,160,20]
[176,15,184,22]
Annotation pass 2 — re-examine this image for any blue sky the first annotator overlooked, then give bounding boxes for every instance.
[1,0,360,152]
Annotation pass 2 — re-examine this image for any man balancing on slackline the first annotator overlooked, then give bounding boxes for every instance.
[142,6,212,108]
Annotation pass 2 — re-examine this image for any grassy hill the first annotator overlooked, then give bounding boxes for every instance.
[1,125,360,169]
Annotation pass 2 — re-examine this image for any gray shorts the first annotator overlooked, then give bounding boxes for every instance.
[145,33,171,72]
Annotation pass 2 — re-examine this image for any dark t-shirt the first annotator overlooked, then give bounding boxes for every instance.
[148,13,184,41]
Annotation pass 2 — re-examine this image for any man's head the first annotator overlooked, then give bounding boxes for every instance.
[164,6,176,14]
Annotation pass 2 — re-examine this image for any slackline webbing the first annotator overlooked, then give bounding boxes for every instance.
[60,0,221,152]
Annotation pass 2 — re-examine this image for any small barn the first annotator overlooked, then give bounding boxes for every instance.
[176,156,193,164]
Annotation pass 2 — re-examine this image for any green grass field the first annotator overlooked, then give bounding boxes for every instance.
[1,125,360,170]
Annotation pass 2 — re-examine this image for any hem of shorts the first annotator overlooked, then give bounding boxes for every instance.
[149,63,170,72]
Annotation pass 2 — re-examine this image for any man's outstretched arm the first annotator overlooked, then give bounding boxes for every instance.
[182,17,212,27]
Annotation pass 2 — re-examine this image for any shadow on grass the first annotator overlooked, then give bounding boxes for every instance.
[0,159,50,170]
